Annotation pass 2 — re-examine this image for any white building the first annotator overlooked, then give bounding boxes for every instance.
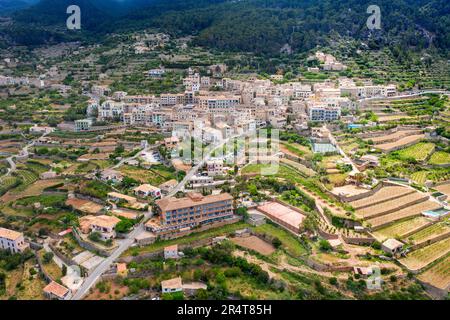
[0,227,29,253]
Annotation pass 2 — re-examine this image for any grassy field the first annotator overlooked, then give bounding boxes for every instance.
[429,151,450,165]
[252,223,307,257]
[396,142,435,162]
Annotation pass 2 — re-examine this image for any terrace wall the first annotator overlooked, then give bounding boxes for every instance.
[72,228,112,257]
[305,258,352,273]
[342,235,375,245]
[337,182,383,203]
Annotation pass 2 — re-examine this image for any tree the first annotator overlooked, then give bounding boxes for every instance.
[43,252,54,264]
[272,237,282,248]
[319,239,332,252]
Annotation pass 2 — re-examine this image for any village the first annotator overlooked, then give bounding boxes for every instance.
[0,31,449,301]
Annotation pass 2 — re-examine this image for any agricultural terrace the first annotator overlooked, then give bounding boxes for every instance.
[435,182,450,197]
[349,186,414,210]
[231,236,276,256]
[356,192,427,219]
[373,217,431,241]
[375,134,425,153]
[394,142,435,162]
[399,237,450,272]
[417,256,450,290]
[368,200,440,230]
[428,151,450,165]
[408,222,450,245]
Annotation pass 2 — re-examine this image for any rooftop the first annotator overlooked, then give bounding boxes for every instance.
[0,227,23,241]
[43,281,69,299]
[161,277,182,290]
[156,192,233,212]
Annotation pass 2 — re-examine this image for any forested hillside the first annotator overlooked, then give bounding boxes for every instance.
[1,0,449,56]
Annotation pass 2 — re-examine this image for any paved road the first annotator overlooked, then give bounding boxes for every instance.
[4,132,47,176]
[71,211,152,300]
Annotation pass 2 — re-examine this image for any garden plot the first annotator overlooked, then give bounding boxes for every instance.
[350,186,414,210]
[356,192,427,219]
[417,256,450,290]
[399,238,450,272]
[231,235,276,256]
[368,200,440,230]
[373,217,432,241]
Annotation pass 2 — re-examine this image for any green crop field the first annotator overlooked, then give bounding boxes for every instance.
[429,151,450,165]
[411,171,429,184]
[396,142,435,162]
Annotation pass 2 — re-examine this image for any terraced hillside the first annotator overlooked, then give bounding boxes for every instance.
[417,256,450,291]
[399,238,450,272]
[350,186,415,210]
[356,192,428,219]
[368,200,440,230]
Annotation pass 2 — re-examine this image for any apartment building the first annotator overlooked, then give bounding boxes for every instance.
[0,227,29,253]
[98,100,124,121]
[308,104,341,122]
[340,84,397,98]
[75,119,93,132]
[199,95,241,113]
[145,192,234,238]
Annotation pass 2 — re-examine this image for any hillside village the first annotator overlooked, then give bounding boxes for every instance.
[0,29,449,301]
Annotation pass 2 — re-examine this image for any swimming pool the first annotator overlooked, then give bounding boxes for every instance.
[422,207,450,219]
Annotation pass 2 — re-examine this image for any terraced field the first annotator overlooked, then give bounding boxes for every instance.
[350,186,414,210]
[11,169,38,192]
[399,238,450,272]
[373,217,432,241]
[429,151,450,165]
[411,171,429,184]
[396,142,435,162]
[356,192,427,219]
[375,134,425,152]
[417,256,450,290]
[368,130,422,144]
[408,223,450,245]
[0,176,19,195]
[368,200,440,230]
[435,183,450,197]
